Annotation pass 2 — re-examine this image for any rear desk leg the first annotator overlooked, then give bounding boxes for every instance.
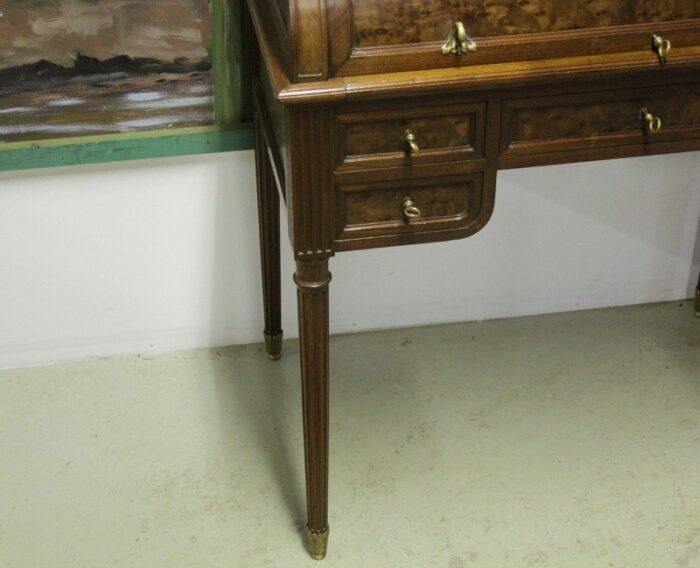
[294,259,331,560]
[254,111,283,359]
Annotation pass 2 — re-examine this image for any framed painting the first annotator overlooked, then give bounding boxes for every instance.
[0,0,252,171]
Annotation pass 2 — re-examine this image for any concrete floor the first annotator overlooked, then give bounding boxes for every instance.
[1,302,699,568]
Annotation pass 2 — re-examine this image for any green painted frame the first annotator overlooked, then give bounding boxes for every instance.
[0,0,253,173]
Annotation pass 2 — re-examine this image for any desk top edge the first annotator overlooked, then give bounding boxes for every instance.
[270,48,700,106]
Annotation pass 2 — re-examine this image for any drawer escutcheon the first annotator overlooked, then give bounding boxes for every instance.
[640,108,663,134]
[404,129,420,156]
[441,22,477,55]
[402,197,422,221]
[651,34,672,61]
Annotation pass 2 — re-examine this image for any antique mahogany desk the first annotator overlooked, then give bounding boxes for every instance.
[245,0,700,559]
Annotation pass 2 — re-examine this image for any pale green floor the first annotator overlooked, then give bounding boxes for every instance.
[1,302,699,568]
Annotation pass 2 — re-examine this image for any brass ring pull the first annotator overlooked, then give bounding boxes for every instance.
[404,129,420,155]
[640,108,662,134]
[651,34,672,60]
[403,197,422,220]
[441,21,477,55]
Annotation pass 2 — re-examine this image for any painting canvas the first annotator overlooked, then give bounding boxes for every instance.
[0,0,215,144]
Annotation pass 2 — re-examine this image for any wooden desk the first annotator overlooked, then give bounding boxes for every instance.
[246,0,700,559]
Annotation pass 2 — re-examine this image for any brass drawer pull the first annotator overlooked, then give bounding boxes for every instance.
[404,129,420,155]
[651,34,672,60]
[441,22,477,55]
[403,197,422,220]
[640,108,662,134]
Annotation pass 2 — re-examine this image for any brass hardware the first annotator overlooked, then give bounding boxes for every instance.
[264,332,283,360]
[403,197,422,220]
[441,24,459,55]
[404,129,420,155]
[441,21,477,55]
[306,527,329,560]
[651,34,672,60]
[639,108,662,134]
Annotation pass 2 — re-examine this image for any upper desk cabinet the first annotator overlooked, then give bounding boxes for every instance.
[262,0,700,81]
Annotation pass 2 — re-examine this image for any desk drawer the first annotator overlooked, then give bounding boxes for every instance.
[335,173,487,249]
[335,103,486,172]
[500,84,700,158]
[337,4,700,77]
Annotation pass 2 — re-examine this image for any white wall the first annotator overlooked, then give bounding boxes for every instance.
[1,150,699,369]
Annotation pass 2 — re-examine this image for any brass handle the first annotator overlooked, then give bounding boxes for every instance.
[441,21,477,55]
[404,129,420,155]
[651,34,672,60]
[640,108,662,134]
[403,197,422,220]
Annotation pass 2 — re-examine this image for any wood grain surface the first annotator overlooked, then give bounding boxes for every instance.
[247,0,700,560]
[353,1,700,47]
[344,113,471,157]
[336,103,486,171]
[501,83,700,159]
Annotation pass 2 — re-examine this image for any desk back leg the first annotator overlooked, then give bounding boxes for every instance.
[294,259,331,560]
[695,272,700,317]
[255,111,284,359]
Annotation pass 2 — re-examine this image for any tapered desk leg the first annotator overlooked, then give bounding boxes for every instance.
[294,259,331,560]
[695,272,700,317]
[255,112,283,360]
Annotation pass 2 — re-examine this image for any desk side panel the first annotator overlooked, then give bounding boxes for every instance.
[275,0,290,29]
[258,63,289,194]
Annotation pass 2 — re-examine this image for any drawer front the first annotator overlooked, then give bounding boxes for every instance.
[353,2,700,48]
[500,84,700,158]
[335,173,488,249]
[336,104,486,172]
[332,1,700,76]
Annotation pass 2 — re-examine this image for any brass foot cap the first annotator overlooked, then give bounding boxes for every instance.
[264,332,283,360]
[306,527,329,561]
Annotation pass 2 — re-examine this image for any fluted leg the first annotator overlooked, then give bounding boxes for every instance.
[295,259,331,560]
[255,112,283,359]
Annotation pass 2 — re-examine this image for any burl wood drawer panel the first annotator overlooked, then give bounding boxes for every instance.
[335,173,484,247]
[353,1,700,48]
[335,103,486,172]
[500,83,700,158]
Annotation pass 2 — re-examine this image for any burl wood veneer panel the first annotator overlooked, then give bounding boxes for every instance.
[353,0,700,48]
[337,173,483,241]
[336,104,486,170]
[501,83,700,157]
